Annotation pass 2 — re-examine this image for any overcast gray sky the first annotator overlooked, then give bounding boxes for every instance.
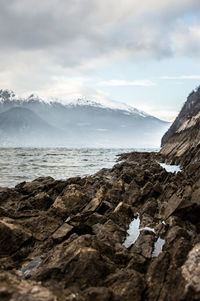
[1,0,200,120]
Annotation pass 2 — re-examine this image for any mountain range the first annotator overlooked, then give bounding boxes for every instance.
[0,89,170,147]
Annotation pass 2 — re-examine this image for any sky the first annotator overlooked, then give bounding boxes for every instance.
[1,0,200,121]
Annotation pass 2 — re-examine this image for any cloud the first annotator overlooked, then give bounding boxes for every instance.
[171,21,200,56]
[97,80,156,87]
[136,104,179,122]
[1,0,200,98]
[1,1,200,63]
[34,77,89,100]
[152,110,179,122]
[160,75,200,79]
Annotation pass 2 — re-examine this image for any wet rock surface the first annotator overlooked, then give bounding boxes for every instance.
[0,151,200,300]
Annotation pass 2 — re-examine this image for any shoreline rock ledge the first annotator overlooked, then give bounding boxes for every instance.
[0,90,200,300]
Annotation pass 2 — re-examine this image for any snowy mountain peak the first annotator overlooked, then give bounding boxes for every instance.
[27,93,48,104]
[0,90,50,105]
[0,89,16,102]
[67,97,103,108]
[0,89,150,118]
[66,97,149,117]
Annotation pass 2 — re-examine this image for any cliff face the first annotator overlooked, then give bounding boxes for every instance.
[160,87,200,166]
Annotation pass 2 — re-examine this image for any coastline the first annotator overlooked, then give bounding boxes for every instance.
[0,151,199,300]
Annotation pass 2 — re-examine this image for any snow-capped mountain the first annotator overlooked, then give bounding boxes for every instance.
[0,89,170,147]
[65,97,149,117]
[0,89,149,115]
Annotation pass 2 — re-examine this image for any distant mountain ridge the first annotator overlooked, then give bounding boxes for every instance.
[0,89,170,147]
[0,107,66,147]
[0,89,149,116]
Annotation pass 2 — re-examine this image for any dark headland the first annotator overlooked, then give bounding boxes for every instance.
[0,88,200,300]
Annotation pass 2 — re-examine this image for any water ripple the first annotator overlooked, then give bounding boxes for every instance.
[0,147,156,187]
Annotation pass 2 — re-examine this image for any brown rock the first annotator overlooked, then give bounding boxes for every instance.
[97,219,126,245]
[110,202,133,227]
[0,218,32,256]
[86,212,107,226]
[182,243,200,299]
[30,192,53,210]
[130,231,155,259]
[191,188,200,205]
[0,271,56,301]
[52,223,73,241]
[83,197,101,213]
[83,287,119,301]
[59,185,89,215]
[17,215,63,241]
[141,182,154,197]
[141,198,158,216]
[83,186,105,213]
[31,235,114,288]
[163,193,183,219]
[104,269,145,301]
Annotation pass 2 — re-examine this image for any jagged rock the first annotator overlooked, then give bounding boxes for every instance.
[130,231,155,259]
[30,192,53,210]
[83,287,119,301]
[53,184,89,216]
[163,193,183,219]
[124,179,141,204]
[141,182,154,197]
[96,219,126,245]
[16,214,63,241]
[104,269,145,301]
[31,235,115,289]
[86,212,107,226]
[96,201,113,215]
[126,253,147,273]
[141,198,158,216]
[0,271,57,301]
[52,223,73,241]
[0,218,32,256]
[182,243,200,299]
[83,197,101,213]
[109,202,134,227]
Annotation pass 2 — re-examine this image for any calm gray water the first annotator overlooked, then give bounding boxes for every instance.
[0,147,157,188]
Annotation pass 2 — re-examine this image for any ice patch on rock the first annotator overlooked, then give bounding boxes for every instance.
[159,162,181,173]
[124,217,165,257]
[152,237,165,257]
[123,215,140,248]
[140,226,156,233]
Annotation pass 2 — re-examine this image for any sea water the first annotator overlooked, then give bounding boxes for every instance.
[0,147,157,187]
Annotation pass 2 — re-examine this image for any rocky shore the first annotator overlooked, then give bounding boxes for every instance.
[0,149,200,301]
[1,87,200,300]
